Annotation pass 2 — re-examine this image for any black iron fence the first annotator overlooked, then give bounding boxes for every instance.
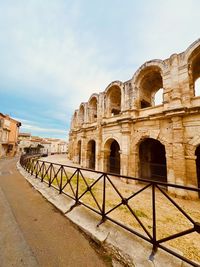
[20,155,200,267]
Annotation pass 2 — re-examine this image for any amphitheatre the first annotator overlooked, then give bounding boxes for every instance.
[18,40,200,265]
[69,39,200,198]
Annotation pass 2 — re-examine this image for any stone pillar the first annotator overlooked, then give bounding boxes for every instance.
[185,156,199,199]
[96,126,103,171]
[129,151,138,178]
[120,152,128,176]
[103,149,110,172]
[98,149,105,172]
[168,54,182,109]
[120,124,131,176]
[171,116,187,196]
[121,85,125,112]
[80,135,87,168]
[179,66,191,107]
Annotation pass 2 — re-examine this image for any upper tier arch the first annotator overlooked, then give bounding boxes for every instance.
[132,59,167,84]
[185,38,200,61]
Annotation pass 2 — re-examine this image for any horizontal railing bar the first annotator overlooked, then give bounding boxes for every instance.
[35,159,200,192]
[105,215,151,243]
[157,227,195,244]
[158,244,199,267]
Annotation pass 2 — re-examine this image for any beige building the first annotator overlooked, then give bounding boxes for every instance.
[0,113,21,158]
[18,133,68,155]
[69,39,200,197]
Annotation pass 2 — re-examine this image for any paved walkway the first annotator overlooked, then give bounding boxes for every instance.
[0,157,110,267]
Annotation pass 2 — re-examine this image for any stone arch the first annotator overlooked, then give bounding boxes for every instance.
[88,94,98,123]
[132,60,166,109]
[138,138,167,182]
[86,139,96,170]
[186,39,200,97]
[185,38,200,61]
[78,103,85,125]
[103,135,121,148]
[77,140,82,164]
[187,134,200,152]
[132,131,170,181]
[104,81,123,117]
[104,138,121,174]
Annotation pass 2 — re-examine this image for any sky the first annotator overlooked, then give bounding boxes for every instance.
[0,0,200,140]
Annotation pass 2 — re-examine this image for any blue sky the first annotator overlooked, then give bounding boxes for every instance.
[0,0,200,140]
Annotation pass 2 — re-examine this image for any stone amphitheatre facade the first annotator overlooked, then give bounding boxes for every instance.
[68,39,200,196]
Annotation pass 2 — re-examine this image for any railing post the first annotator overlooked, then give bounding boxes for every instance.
[30,159,34,175]
[41,162,44,182]
[97,173,106,227]
[152,183,157,254]
[49,163,52,187]
[59,166,63,194]
[102,174,106,219]
[36,161,39,178]
[75,169,79,204]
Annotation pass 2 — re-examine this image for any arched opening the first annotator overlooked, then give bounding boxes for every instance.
[154,88,164,106]
[188,47,200,97]
[195,77,200,97]
[138,67,164,108]
[195,145,200,198]
[88,97,97,123]
[139,138,167,182]
[104,139,120,174]
[87,140,96,170]
[77,140,81,164]
[79,105,85,125]
[106,86,121,116]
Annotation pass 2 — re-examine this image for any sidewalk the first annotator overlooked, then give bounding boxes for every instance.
[0,158,110,267]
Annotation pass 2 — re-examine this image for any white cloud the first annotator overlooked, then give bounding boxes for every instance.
[1,0,200,138]
[0,0,117,111]
[16,117,67,137]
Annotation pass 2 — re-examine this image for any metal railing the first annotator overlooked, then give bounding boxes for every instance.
[20,155,200,267]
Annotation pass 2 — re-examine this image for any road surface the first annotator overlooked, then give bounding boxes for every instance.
[0,157,111,267]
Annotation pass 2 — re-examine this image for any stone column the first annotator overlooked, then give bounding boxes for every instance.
[103,149,110,172]
[120,124,131,176]
[80,134,87,168]
[96,126,103,171]
[121,85,125,112]
[171,116,187,196]
[98,149,105,172]
[168,54,182,109]
[179,66,191,107]
[185,155,199,199]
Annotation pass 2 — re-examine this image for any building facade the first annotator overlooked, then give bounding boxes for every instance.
[18,133,68,155]
[0,113,21,158]
[69,39,200,197]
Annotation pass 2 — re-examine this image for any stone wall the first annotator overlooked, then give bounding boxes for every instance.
[68,39,200,198]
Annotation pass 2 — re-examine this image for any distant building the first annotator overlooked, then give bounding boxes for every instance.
[0,113,21,158]
[18,133,68,155]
